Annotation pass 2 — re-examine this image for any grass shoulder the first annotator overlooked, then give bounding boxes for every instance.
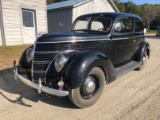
[0,44,31,70]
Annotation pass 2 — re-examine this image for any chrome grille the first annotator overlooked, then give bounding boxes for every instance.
[33,62,50,71]
[34,52,56,61]
[32,41,98,82]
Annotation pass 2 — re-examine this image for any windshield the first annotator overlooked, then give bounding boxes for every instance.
[73,16,112,33]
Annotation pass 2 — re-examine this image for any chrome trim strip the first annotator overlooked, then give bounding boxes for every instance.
[34,50,74,54]
[32,41,36,82]
[113,35,144,41]
[13,68,69,97]
[34,61,51,64]
[36,38,110,44]
[35,51,59,54]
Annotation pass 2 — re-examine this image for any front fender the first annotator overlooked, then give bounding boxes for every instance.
[134,41,150,62]
[64,50,116,89]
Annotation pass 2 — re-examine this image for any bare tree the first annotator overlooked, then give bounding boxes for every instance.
[143,4,157,29]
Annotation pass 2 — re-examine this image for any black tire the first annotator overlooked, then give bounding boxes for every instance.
[137,51,147,70]
[69,67,106,108]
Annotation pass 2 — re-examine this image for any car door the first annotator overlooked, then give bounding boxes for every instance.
[110,17,135,67]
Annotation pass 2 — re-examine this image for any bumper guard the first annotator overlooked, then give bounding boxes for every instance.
[13,61,69,97]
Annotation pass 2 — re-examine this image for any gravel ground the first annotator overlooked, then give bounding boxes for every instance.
[0,36,160,120]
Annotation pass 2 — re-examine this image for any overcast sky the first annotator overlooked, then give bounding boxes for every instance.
[120,0,160,4]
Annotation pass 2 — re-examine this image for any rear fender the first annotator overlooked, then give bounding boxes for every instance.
[64,50,116,89]
[134,41,150,62]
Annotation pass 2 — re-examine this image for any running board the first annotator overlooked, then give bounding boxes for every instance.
[115,61,141,79]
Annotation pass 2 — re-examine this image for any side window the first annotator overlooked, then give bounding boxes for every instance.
[135,20,143,32]
[90,17,112,32]
[74,20,88,30]
[114,19,133,34]
[91,21,103,30]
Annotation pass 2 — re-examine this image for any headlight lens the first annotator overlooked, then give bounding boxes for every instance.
[26,48,33,62]
[54,54,67,72]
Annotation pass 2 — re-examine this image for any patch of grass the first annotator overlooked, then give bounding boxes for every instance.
[145,30,157,34]
[0,44,31,70]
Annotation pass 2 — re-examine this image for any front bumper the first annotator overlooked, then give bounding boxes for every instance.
[13,63,69,97]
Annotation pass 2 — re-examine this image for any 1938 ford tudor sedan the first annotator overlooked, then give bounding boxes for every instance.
[13,12,150,108]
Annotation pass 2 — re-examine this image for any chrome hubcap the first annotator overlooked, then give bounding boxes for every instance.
[81,76,96,95]
[85,77,96,94]
[143,56,146,62]
[141,55,146,65]
[80,76,98,99]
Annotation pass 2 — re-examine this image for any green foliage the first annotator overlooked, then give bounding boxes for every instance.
[146,30,157,34]
[113,0,119,6]
[118,3,126,12]
[47,0,53,4]
[150,16,160,30]
[113,0,160,30]
[46,0,66,5]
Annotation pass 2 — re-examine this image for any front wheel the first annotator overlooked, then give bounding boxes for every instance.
[69,67,106,108]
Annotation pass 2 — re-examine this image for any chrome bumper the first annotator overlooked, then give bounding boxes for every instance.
[13,65,69,97]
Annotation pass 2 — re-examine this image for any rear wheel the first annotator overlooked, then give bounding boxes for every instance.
[69,67,106,108]
[137,51,147,70]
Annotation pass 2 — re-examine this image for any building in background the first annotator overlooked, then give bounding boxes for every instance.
[47,0,119,33]
[0,0,47,46]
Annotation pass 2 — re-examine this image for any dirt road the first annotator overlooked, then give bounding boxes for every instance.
[0,36,160,120]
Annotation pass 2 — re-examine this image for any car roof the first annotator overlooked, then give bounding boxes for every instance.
[77,12,141,21]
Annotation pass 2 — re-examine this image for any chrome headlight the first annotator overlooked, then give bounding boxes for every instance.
[26,48,33,62]
[54,54,67,72]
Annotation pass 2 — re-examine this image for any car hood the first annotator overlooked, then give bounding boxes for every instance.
[36,32,110,43]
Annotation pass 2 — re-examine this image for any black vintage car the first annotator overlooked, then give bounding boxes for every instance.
[13,12,150,108]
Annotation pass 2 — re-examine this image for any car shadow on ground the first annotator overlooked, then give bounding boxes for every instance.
[0,68,76,109]
[145,35,160,39]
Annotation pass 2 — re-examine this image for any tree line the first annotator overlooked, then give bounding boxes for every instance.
[47,0,160,30]
[113,0,160,30]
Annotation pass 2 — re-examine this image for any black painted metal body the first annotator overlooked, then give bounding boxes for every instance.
[18,12,150,90]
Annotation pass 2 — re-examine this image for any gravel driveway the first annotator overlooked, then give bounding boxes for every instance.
[0,36,160,120]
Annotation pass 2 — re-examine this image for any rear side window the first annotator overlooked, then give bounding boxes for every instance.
[91,21,103,31]
[114,19,133,34]
[135,20,143,32]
